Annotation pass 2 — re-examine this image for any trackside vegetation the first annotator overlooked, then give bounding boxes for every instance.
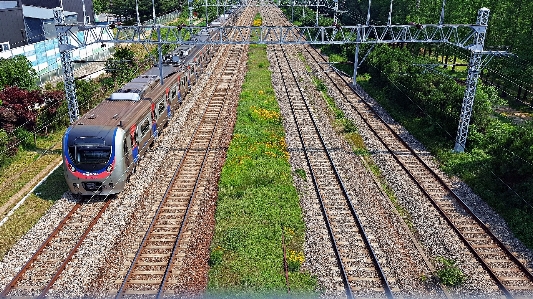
[207,43,317,295]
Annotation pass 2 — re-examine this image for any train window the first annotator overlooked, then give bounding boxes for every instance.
[123,138,128,155]
[140,118,150,136]
[170,84,177,100]
[157,101,165,116]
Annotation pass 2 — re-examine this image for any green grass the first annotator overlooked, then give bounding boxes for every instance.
[0,165,66,259]
[0,130,63,215]
[206,44,317,296]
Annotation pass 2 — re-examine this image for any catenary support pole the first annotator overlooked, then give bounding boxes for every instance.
[158,26,164,85]
[366,0,371,26]
[54,8,79,123]
[353,41,360,85]
[136,0,141,25]
[205,0,209,26]
[453,8,490,152]
[316,0,319,26]
[439,0,446,25]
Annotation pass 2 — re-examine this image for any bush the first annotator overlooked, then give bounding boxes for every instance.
[436,257,465,286]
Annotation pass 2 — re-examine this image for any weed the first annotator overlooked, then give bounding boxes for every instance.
[209,247,224,266]
[436,256,465,286]
[286,249,304,272]
[295,169,307,180]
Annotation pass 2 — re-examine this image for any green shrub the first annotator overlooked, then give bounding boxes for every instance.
[436,256,465,286]
[209,248,224,266]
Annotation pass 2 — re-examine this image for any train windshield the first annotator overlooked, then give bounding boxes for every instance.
[68,137,112,168]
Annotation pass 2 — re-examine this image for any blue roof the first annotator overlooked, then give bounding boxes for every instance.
[0,1,19,9]
[22,5,76,20]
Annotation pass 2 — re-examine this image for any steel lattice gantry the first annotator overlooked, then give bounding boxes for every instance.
[56,6,502,152]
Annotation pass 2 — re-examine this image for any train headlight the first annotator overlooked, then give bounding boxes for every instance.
[68,164,76,172]
[106,164,113,172]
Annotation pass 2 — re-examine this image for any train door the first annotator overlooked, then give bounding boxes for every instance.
[168,84,178,114]
[123,136,131,168]
[156,97,166,125]
[137,116,151,154]
[150,102,158,139]
[130,125,139,165]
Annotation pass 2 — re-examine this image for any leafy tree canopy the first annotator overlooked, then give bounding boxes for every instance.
[0,55,38,90]
[109,0,181,23]
[0,86,64,133]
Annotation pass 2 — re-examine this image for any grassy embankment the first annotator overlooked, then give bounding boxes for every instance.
[207,24,317,295]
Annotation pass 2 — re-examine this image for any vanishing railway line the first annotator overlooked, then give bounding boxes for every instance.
[0,4,254,298]
[262,4,450,298]
[261,5,437,298]
[271,43,393,298]
[0,199,110,297]
[301,27,533,299]
[261,3,533,298]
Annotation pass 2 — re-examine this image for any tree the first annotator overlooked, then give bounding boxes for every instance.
[0,55,38,90]
[93,0,110,14]
[105,46,136,82]
[0,86,64,134]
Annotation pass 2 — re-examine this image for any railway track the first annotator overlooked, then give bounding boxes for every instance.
[301,32,533,298]
[270,40,393,298]
[0,199,111,297]
[114,46,245,298]
[112,4,255,297]
[0,5,254,298]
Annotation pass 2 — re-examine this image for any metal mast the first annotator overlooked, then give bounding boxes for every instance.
[54,7,79,123]
[453,8,490,152]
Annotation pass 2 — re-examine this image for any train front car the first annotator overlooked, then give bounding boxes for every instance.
[63,125,127,196]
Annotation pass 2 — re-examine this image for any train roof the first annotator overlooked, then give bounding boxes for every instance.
[70,28,212,131]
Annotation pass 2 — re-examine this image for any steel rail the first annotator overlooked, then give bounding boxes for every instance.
[0,203,81,297]
[156,47,242,298]
[306,45,533,298]
[37,200,112,298]
[115,46,236,298]
[0,200,111,298]
[272,44,393,299]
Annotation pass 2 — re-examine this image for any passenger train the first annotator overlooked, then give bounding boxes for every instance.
[62,16,232,196]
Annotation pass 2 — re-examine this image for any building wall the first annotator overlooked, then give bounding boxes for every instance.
[0,7,26,47]
[21,0,94,23]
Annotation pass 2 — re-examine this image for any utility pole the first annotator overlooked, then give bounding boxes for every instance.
[453,8,490,152]
[353,0,372,84]
[152,0,156,24]
[54,7,79,123]
[189,0,193,26]
[205,0,209,26]
[135,0,141,25]
[315,0,319,26]
[439,0,446,25]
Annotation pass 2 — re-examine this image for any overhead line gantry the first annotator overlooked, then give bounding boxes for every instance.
[54,1,507,152]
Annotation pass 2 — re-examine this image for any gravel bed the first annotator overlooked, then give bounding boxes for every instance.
[0,193,77,288]
[267,44,345,298]
[269,38,452,298]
